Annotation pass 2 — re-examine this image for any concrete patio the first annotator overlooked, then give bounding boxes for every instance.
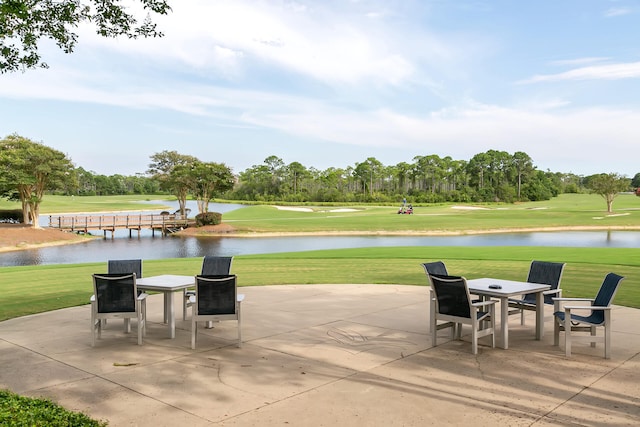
[1,284,639,426]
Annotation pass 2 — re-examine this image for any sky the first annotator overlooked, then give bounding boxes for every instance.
[1,0,640,178]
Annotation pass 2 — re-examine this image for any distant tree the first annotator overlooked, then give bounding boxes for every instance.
[0,134,74,227]
[189,162,235,214]
[353,157,383,198]
[285,161,309,196]
[0,0,171,73]
[631,173,640,189]
[148,150,198,216]
[586,173,630,213]
[512,151,534,200]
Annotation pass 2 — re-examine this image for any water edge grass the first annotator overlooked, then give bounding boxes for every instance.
[1,246,638,322]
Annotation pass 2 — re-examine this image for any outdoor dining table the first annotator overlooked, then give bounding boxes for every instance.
[136,274,194,339]
[465,278,551,349]
[429,278,551,350]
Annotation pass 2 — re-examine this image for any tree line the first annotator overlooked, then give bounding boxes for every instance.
[1,134,637,227]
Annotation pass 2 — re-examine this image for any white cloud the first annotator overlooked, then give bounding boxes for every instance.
[520,61,640,83]
[604,7,632,17]
[75,0,422,86]
[550,57,609,67]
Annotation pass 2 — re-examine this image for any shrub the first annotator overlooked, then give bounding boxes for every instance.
[0,209,22,223]
[195,212,222,226]
[0,389,107,426]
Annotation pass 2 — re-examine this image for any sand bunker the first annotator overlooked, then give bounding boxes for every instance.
[451,205,488,210]
[274,206,314,212]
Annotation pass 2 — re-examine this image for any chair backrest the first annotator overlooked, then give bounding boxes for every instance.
[594,272,624,308]
[201,256,233,276]
[195,275,237,316]
[421,261,448,277]
[108,259,143,278]
[525,260,565,304]
[93,273,138,314]
[584,273,624,325]
[429,274,471,319]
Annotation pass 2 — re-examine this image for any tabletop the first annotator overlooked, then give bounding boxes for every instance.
[467,278,550,298]
[136,275,194,292]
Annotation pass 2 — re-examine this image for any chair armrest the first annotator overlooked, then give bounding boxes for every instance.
[565,305,611,311]
[472,300,496,308]
[137,293,149,301]
[90,294,95,302]
[237,294,245,302]
[543,288,562,296]
[554,297,594,311]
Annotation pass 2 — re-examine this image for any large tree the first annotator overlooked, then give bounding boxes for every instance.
[1,0,171,73]
[0,134,75,227]
[586,173,630,213]
[189,161,235,214]
[148,150,197,216]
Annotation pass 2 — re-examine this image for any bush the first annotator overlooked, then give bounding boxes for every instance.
[195,212,222,226]
[0,389,107,426]
[0,209,22,223]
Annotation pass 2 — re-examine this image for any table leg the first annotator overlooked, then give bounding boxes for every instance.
[429,289,436,346]
[500,296,509,349]
[162,292,169,324]
[167,291,175,339]
[535,291,544,340]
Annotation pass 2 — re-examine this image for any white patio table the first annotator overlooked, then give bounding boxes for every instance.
[430,278,550,350]
[136,274,194,339]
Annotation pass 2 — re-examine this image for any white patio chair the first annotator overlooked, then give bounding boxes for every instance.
[190,274,244,349]
[508,260,565,325]
[91,273,147,346]
[429,274,496,355]
[183,256,233,320]
[553,272,624,359]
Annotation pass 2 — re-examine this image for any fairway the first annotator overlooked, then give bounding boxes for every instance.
[220,193,640,235]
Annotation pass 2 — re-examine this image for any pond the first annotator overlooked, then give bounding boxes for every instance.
[1,201,637,267]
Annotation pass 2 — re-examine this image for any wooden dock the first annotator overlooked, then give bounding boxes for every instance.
[48,213,190,238]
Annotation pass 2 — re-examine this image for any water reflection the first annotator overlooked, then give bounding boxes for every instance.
[2,202,634,267]
[1,230,638,267]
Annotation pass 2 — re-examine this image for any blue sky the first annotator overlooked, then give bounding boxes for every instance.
[1,0,639,177]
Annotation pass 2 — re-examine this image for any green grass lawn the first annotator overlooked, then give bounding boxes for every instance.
[0,194,174,214]
[1,246,638,321]
[0,193,639,320]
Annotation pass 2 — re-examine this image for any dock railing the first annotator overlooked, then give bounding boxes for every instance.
[48,213,190,238]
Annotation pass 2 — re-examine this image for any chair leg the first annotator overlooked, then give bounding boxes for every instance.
[141,299,147,337]
[124,318,131,333]
[137,314,143,346]
[604,312,611,359]
[520,308,525,326]
[553,316,560,346]
[490,306,495,349]
[237,303,242,348]
[430,295,437,347]
[590,326,597,348]
[183,289,188,321]
[191,310,197,349]
[91,311,99,347]
[564,316,572,357]
[471,319,478,355]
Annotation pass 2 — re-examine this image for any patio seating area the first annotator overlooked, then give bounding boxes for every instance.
[1,284,639,425]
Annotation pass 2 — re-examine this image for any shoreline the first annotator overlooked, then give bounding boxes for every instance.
[2,224,640,254]
[174,224,640,237]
